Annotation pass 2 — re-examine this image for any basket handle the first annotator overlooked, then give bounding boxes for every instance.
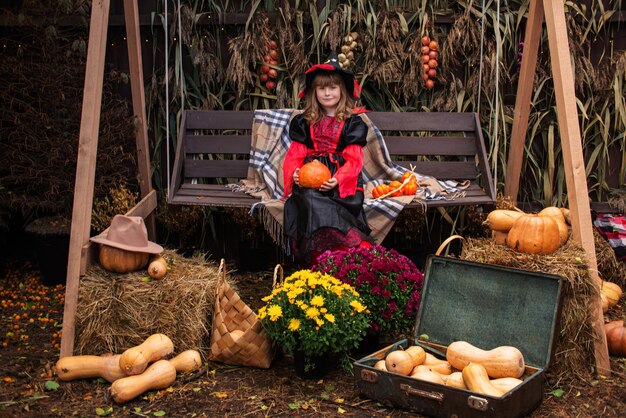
[272,264,284,288]
[435,235,466,256]
[215,258,227,298]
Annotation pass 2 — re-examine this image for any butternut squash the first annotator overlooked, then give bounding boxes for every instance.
[110,360,177,404]
[483,210,525,232]
[462,363,505,397]
[443,371,466,389]
[55,354,126,383]
[405,345,426,367]
[119,333,174,375]
[385,350,414,376]
[413,361,452,375]
[147,256,168,280]
[446,341,525,378]
[169,350,202,373]
[490,377,524,394]
[374,359,387,371]
[410,369,445,385]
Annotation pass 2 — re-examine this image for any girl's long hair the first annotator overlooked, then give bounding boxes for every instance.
[302,72,355,124]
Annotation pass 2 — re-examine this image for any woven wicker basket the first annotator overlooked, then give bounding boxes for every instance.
[208,259,276,368]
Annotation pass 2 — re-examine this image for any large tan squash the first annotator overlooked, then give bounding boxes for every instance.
[169,350,202,373]
[55,354,126,383]
[446,341,525,378]
[462,363,505,397]
[99,245,149,273]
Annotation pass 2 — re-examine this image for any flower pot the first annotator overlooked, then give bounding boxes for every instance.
[293,348,333,379]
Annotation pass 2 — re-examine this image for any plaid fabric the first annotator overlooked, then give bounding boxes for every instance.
[233,109,468,249]
[593,213,626,261]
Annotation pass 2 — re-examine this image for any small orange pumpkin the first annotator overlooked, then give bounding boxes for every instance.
[388,180,403,197]
[401,171,417,183]
[372,184,390,199]
[403,181,418,196]
[299,160,331,188]
[605,320,626,357]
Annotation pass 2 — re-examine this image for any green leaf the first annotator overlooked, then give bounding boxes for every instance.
[95,406,113,416]
[140,276,152,282]
[549,388,565,397]
[288,401,302,409]
[44,380,60,391]
[153,411,166,417]
[319,392,330,400]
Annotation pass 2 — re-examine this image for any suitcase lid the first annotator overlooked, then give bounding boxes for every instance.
[415,256,562,370]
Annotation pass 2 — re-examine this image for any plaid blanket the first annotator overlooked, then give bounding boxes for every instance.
[232,109,467,250]
[593,213,626,261]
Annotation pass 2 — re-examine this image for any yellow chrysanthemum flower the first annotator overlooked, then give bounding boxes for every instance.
[305,307,320,318]
[324,313,335,323]
[315,318,324,327]
[310,295,324,307]
[288,318,301,331]
[350,300,366,313]
[267,305,283,321]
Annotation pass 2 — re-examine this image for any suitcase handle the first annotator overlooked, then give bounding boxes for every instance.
[400,383,444,402]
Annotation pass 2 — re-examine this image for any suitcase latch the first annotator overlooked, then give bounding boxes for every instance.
[360,369,379,383]
[468,395,489,411]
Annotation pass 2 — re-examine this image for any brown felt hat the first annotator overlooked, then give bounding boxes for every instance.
[90,215,163,254]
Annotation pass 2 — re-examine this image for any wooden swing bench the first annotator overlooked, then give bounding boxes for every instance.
[169,110,497,210]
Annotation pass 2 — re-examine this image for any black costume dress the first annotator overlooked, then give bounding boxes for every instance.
[283,113,372,265]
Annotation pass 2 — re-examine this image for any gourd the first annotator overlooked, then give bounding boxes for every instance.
[410,369,445,384]
[385,350,414,375]
[490,377,524,394]
[110,360,177,404]
[600,293,609,313]
[605,320,626,357]
[461,363,505,397]
[506,214,562,255]
[299,160,331,189]
[443,372,466,389]
[403,181,418,196]
[388,180,404,197]
[483,210,525,232]
[405,345,426,367]
[169,350,202,373]
[99,245,149,273]
[421,354,452,374]
[412,364,452,376]
[119,333,174,375]
[148,256,168,280]
[55,354,126,383]
[446,341,525,378]
[601,281,622,307]
[374,359,387,371]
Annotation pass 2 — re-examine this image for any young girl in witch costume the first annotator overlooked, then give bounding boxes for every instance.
[283,54,373,265]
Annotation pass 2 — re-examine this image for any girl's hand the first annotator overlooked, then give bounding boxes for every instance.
[319,177,338,191]
[293,168,300,185]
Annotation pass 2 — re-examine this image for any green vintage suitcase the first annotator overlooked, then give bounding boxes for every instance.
[354,256,563,418]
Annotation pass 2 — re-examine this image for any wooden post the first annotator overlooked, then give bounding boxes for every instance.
[503,0,610,375]
[60,0,111,358]
[542,0,610,376]
[123,0,156,239]
[504,0,543,201]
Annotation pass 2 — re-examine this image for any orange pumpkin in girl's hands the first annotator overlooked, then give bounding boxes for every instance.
[403,181,418,196]
[299,160,332,188]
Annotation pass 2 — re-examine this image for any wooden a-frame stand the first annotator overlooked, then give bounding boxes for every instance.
[60,0,157,358]
[60,0,611,376]
[504,0,610,375]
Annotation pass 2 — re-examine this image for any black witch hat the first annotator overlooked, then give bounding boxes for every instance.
[298,52,361,99]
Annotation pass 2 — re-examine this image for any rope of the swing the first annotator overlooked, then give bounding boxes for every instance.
[177,0,185,112]
[492,0,500,192]
[477,0,485,114]
[164,0,170,200]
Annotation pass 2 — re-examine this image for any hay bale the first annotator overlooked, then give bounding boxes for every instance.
[461,238,596,381]
[75,249,234,358]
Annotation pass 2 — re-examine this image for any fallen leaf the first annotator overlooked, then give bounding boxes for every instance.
[95,406,113,416]
[44,380,59,391]
[334,397,344,403]
[338,407,346,414]
[192,387,201,392]
[153,411,166,416]
[212,392,228,399]
[549,389,565,397]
